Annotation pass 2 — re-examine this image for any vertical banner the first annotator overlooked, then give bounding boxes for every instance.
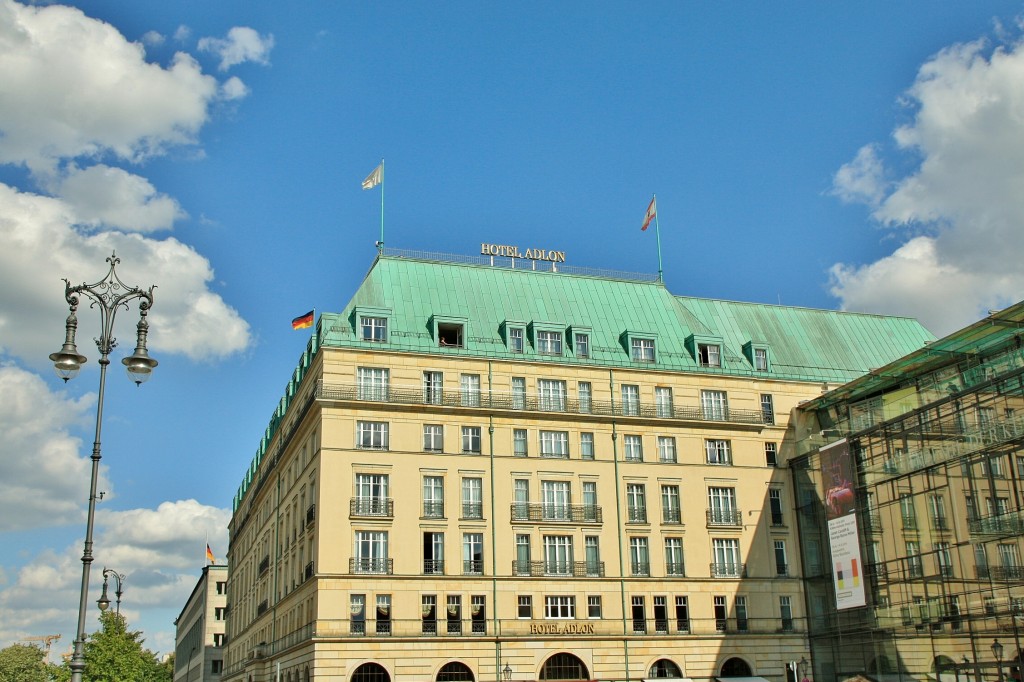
[820,438,866,609]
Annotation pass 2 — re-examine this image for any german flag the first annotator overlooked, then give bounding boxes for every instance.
[291,310,314,330]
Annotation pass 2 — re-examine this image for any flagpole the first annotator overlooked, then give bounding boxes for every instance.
[653,194,664,282]
[379,159,385,253]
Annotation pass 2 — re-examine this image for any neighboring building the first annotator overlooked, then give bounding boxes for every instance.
[175,564,228,682]
[791,302,1024,682]
[220,248,932,682]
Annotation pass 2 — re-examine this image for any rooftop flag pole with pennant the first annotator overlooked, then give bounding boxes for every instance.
[363,160,384,252]
[641,195,664,282]
[206,543,215,565]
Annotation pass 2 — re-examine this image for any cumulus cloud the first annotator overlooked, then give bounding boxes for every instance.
[140,30,164,47]
[0,184,251,362]
[0,499,230,650]
[198,26,274,71]
[56,165,186,232]
[0,365,102,531]
[221,75,250,101]
[830,35,1024,336]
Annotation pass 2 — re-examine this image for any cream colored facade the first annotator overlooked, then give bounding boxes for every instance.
[175,564,228,682]
[221,252,933,682]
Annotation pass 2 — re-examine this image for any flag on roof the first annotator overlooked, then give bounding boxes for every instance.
[291,310,314,330]
[206,544,216,564]
[362,163,383,190]
[641,196,657,231]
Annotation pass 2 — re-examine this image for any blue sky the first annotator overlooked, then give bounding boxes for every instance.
[2,0,1024,656]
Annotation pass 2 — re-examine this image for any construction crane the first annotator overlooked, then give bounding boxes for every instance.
[19,634,61,663]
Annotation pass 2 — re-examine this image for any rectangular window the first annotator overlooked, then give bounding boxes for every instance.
[765,442,778,467]
[513,428,528,457]
[460,374,481,407]
[714,595,727,632]
[632,595,646,633]
[423,532,444,574]
[512,377,526,410]
[929,495,947,530]
[211,661,223,674]
[906,541,923,578]
[422,595,437,634]
[706,439,732,465]
[675,596,690,633]
[629,536,650,576]
[544,596,575,619]
[463,533,484,574]
[361,316,387,342]
[540,430,569,458]
[575,333,590,358]
[356,421,389,450]
[513,479,530,521]
[754,347,768,371]
[423,476,444,518]
[462,477,483,519]
[701,390,728,420]
[585,535,601,575]
[376,594,392,635]
[655,386,673,417]
[423,371,443,405]
[542,480,571,521]
[515,534,531,575]
[761,394,775,425]
[580,432,595,460]
[631,338,655,362]
[662,485,681,524]
[462,426,482,454]
[775,540,788,576]
[353,531,388,573]
[769,489,784,526]
[665,537,684,576]
[627,483,647,523]
[447,595,462,634]
[583,482,599,523]
[351,594,366,634]
[698,343,721,367]
[355,473,389,514]
[587,595,602,618]
[517,595,532,618]
[537,330,563,355]
[624,434,643,462]
[538,379,567,411]
[780,596,794,631]
[936,541,953,577]
[657,436,676,463]
[543,535,573,575]
[438,322,463,347]
[357,367,389,401]
[471,595,486,634]
[735,595,748,632]
[708,487,738,525]
[423,424,444,452]
[621,384,640,416]
[578,381,592,413]
[509,327,524,353]
[900,494,917,529]
[712,538,741,577]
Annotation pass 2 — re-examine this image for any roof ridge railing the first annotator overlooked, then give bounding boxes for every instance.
[380,247,659,283]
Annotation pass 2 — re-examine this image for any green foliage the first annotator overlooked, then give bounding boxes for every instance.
[80,611,171,682]
[0,643,64,682]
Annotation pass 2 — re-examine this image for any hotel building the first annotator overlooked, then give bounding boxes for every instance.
[220,248,932,682]
[175,564,228,682]
[791,302,1024,682]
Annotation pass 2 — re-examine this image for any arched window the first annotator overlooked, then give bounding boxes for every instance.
[540,653,590,681]
[352,662,391,682]
[721,658,752,677]
[437,662,475,682]
[649,660,683,678]
[305,667,311,682]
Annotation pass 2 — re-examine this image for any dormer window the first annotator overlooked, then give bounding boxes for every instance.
[509,328,525,353]
[631,338,655,362]
[575,333,590,358]
[438,323,464,348]
[698,343,721,368]
[537,330,562,355]
[361,316,388,343]
[754,348,768,371]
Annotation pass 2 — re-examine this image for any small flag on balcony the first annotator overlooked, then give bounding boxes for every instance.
[291,310,314,330]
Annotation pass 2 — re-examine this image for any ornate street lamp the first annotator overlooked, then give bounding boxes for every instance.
[96,568,125,615]
[51,253,157,682]
[503,663,512,682]
[800,657,809,682]
[994,640,1005,682]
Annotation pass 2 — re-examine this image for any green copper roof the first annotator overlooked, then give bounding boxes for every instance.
[321,253,934,383]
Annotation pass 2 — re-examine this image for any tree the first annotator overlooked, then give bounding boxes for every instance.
[78,611,171,682]
[0,643,65,682]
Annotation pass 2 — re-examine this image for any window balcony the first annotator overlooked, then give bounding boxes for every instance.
[258,555,270,575]
[630,561,650,577]
[461,502,483,519]
[463,560,483,575]
[706,508,742,527]
[350,558,393,574]
[351,497,393,518]
[627,507,648,524]
[710,562,746,578]
[510,503,602,523]
[662,509,682,524]
[666,562,686,576]
[306,503,316,527]
[511,560,605,577]
[304,562,314,580]
[423,559,445,575]
[422,501,445,518]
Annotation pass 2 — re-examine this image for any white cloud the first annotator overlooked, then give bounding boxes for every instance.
[0,183,251,362]
[0,0,220,175]
[56,165,186,232]
[140,30,164,47]
[173,25,191,43]
[198,26,274,71]
[0,364,102,531]
[830,34,1024,335]
[221,75,250,101]
[0,500,230,651]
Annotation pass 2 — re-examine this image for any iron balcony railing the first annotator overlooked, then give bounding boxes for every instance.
[461,502,483,519]
[707,508,742,526]
[510,503,602,523]
[463,560,483,575]
[512,560,606,577]
[318,381,766,425]
[423,501,445,518]
[304,562,314,580]
[423,560,445,575]
[969,511,1024,536]
[306,503,316,527]
[350,558,394,574]
[710,562,746,578]
[351,497,394,518]
[258,555,270,575]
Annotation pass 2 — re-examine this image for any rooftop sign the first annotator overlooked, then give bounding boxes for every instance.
[481,243,566,263]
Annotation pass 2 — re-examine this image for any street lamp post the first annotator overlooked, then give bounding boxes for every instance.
[800,656,810,682]
[51,253,158,682]
[994,640,1005,682]
[502,663,512,682]
[96,568,125,615]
